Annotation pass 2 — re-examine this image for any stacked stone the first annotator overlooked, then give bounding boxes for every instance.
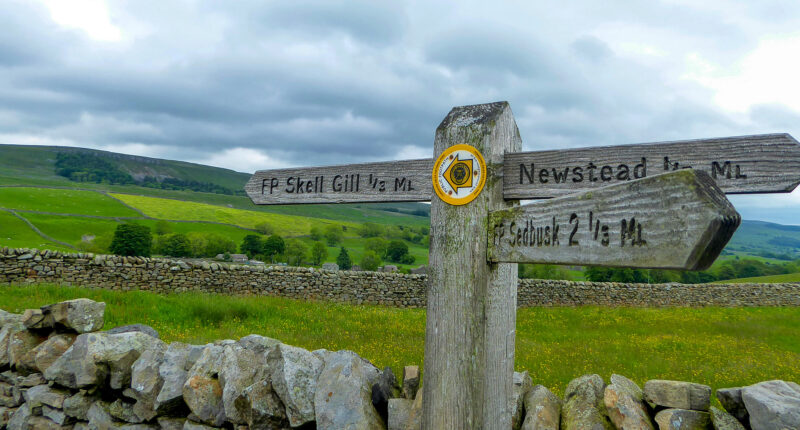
[3,247,800,308]
[0,298,402,429]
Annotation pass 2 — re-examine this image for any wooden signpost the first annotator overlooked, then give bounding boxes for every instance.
[245,101,800,430]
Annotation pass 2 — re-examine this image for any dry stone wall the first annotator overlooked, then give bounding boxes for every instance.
[1,247,799,308]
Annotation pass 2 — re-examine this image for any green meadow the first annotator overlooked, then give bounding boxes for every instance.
[0,211,72,251]
[0,187,140,217]
[2,284,798,398]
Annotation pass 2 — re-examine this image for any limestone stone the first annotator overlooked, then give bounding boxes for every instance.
[387,398,412,430]
[106,324,159,339]
[129,348,164,422]
[8,329,46,374]
[24,384,70,410]
[6,403,31,430]
[155,342,204,415]
[219,340,275,424]
[401,366,419,400]
[41,299,105,333]
[268,343,323,427]
[0,310,22,327]
[521,385,561,430]
[32,333,76,373]
[156,417,185,430]
[741,380,800,430]
[511,371,532,430]
[64,392,100,420]
[0,323,24,368]
[715,387,748,425]
[19,373,46,387]
[183,420,221,429]
[22,309,52,330]
[44,331,165,389]
[603,374,654,430]
[643,380,711,411]
[372,366,400,424]
[654,408,710,430]
[709,406,745,430]
[314,350,384,430]
[403,391,422,430]
[42,404,73,426]
[182,344,226,426]
[561,374,613,430]
[0,406,15,427]
[108,399,140,423]
[237,378,288,429]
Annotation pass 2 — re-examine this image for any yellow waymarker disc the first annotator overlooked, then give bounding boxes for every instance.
[432,144,487,205]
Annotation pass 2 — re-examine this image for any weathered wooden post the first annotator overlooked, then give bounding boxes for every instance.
[423,102,521,429]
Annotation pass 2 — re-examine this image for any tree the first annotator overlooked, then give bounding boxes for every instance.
[364,237,388,259]
[158,233,192,257]
[154,220,172,236]
[336,247,352,270]
[240,235,263,258]
[386,240,409,263]
[285,239,307,266]
[358,223,383,238]
[255,222,275,236]
[262,235,286,262]
[360,251,380,271]
[310,241,328,266]
[109,223,152,257]
[309,226,322,241]
[324,224,343,246]
[203,234,236,257]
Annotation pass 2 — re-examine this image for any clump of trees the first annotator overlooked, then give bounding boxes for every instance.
[240,234,286,262]
[583,257,800,284]
[109,223,152,257]
[55,152,244,195]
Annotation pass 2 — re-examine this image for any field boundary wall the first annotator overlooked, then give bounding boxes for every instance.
[1,247,798,307]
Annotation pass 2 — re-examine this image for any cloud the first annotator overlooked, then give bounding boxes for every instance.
[1,0,799,221]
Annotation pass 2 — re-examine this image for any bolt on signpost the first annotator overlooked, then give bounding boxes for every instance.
[245,102,800,430]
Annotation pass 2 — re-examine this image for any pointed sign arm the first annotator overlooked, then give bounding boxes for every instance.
[487,169,741,270]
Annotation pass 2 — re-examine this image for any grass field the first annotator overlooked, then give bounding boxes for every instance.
[0,211,72,251]
[713,272,800,284]
[110,193,349,235]
[2,284,797,398]
[0,187,140,217]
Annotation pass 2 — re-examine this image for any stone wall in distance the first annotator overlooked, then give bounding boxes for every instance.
[1,247,798,308]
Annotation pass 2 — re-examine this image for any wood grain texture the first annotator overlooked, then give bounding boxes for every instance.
[244,133,799,204]
[244,159,432,204]
[423,102,520,430]
[503,133,800,199]
[488,169,741,270]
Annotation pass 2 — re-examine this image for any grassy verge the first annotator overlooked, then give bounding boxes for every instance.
[1,284,798,397]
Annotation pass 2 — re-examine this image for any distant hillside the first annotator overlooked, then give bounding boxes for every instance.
[0,144,431,227]
[724,220,800,261]
[0,144,251,192]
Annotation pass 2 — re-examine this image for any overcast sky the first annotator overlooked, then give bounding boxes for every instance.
[2,0,800,223]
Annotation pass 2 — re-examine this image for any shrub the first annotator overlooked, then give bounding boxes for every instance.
[386,240,409,263]
[364,237,388,259]
[358,223,383,238]
[154,220,172,236]
[309,226,322,241]
[324,224,343,246]
[336,247,352,270]
[399,254,416,265]
[310,241,328,266]
[158,233,192,257]
[262,235,286,262]
[360,251,381,271]
[285,239,308,266]
[255,222,275,235]
[240,235,263,259]
[109,223,152,257]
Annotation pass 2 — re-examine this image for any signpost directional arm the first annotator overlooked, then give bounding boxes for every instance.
[503,133,800,199]
[488,169,741,270]
[244,159,433,204]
